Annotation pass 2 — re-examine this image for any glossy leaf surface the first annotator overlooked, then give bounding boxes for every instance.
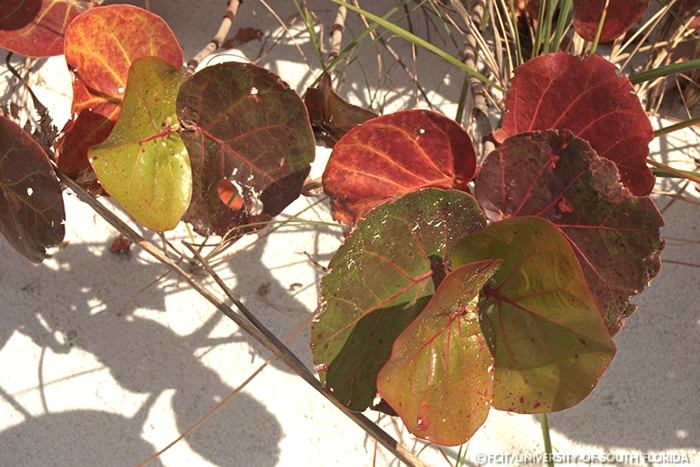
[450,217,616,413]
[311,189,486,411]
[0,0,83,57]
[573,0,650,42]
[304,75,377,146]
[377,260,501,446]
[323,109,477,225]
[58,4,183,185]
[493,52,654,196]
[89,57,190,232]
[475,130,664,334]
[176,62,315,235]
[0,116,65,262]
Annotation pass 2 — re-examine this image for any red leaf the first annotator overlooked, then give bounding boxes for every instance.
[493,52,655,195]
[323,109,477,225]
[57,4,183,186]
[0,0,84,57]
[474,130,664,334]
[573,0,650,43]
[0,116,65,262]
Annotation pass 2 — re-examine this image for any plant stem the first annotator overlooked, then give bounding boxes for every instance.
[588,0,609,56]
[328,4,347,61]
[533,0,547,57]
[455,76,469,124]
[334,0,504,91]
[629,58,700,84]
[539,413,555,467]
[552,0,573,51]
[507,0,524,65]
[187,0,241,72]
[53,168,426,467]
[654,116,700,136]
[455,0,495,159]
[647,158,700,184]
[309,0,408,88]
[542,0,559,54]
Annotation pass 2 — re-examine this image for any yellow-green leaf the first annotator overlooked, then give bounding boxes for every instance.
[89,57,191,231]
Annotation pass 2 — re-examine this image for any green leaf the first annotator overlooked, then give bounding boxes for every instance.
[311,188,486,411]
[377,259,502,446]
[449,217,616,413]
[89,57,191,232]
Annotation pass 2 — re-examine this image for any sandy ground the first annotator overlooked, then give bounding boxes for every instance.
[0,1,698,466]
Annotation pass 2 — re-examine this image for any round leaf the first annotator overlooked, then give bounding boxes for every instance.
[573,0,650,43]
[450,217,616,413]
[58,4,183,185]
[88,57,191,232]
[311,188,486,411]
[0,116,65,262]
[0,0,84,57]
[377,259,502,446]
[493,52,655,196]
[322,109,478,225]
[474,130,664,334]
[176,62,315,235]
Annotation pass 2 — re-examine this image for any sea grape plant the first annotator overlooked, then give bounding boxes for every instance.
[312,53,664,444]
[0,0,670,451]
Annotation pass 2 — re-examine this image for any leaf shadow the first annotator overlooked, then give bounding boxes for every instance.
[0,239,283,466]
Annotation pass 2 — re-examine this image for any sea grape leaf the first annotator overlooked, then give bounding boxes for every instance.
[311,188,487,411]
[88,57,190,232]
[58,4,183,186]
[304,75,377,146]
[0,0,84,57]
[474,130,664,334]
[0,116,65,262]
[377,259,502,446]
[322,109,478,226]
[573,0,650,43]
[493,52,655,196]
[176,62,315,236]
[449,216,616,413]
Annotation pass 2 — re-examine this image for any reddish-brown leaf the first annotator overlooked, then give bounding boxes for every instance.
[573,0,650,43]
[57,4,183,186]
[176,62,315,236]
[109,234,133,255]
[0,0,84,57]
[323,109,477,225]
[304,75,377,146]
[222,27,264,48]
[474,130,664,334]
[493,52,655,196]
[0,116,65,262]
